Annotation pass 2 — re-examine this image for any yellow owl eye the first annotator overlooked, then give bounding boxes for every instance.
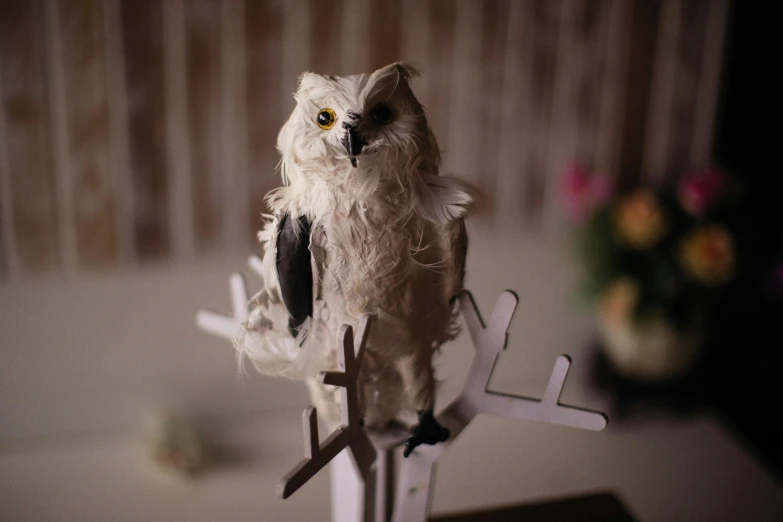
[317,108,336,129]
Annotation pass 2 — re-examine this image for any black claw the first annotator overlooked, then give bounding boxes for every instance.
[403,409,450,458]
[403,438,416,458]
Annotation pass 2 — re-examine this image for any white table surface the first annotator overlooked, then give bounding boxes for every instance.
[2,236,781,521]
[2,409,781,522]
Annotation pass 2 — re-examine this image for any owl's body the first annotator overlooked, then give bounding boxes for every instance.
[236,63,470,442]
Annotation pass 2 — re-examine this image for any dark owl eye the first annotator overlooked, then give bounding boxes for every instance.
[371,104,393,125]
[317,108,336,130]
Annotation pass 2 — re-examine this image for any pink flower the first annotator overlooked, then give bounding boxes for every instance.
[562,164,614,224]
[678,167,726,216]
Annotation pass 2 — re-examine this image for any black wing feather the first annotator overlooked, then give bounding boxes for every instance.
[276,213,313,337]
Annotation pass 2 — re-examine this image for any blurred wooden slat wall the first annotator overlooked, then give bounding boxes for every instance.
[0,0,729,278]
[185,0,222,254]
[55,0,116,267]
[0,0,58,272]
[246,0,283,238]
[121,0,168,260]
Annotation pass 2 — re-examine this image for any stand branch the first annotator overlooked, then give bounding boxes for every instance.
[392,290,608,522]
[195,256,262,341]
[277,315,376,500]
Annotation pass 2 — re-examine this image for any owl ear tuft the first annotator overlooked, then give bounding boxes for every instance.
[371,62,420,85]
[394,62,420,82]
[297,72,321,93]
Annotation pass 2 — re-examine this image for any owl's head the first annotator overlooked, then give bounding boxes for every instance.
[276,62,438,192]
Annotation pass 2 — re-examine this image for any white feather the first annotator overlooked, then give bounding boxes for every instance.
[412,173,472,224]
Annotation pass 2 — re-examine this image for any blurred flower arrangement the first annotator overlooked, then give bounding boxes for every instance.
[562,165,737,381]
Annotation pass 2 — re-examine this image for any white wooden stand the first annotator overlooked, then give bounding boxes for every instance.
[197,257,608,522]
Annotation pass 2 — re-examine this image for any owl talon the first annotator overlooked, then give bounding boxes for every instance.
[403,409,449,458]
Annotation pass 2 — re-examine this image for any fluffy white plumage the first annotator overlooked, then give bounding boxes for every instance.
[234,62,471,431]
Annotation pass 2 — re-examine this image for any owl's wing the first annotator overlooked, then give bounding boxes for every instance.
[233,212,330,380]
[276,212,313,336]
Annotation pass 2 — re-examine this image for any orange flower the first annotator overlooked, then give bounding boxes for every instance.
[615,189,666,249]
[599,278,640,325]
[680,226,734,285]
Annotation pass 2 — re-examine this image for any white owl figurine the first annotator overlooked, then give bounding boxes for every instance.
[235,62,471,456]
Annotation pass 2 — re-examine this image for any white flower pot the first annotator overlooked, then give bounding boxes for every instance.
[596,311,702,382]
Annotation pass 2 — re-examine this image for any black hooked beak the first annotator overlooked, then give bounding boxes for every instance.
[341,121,366,168]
